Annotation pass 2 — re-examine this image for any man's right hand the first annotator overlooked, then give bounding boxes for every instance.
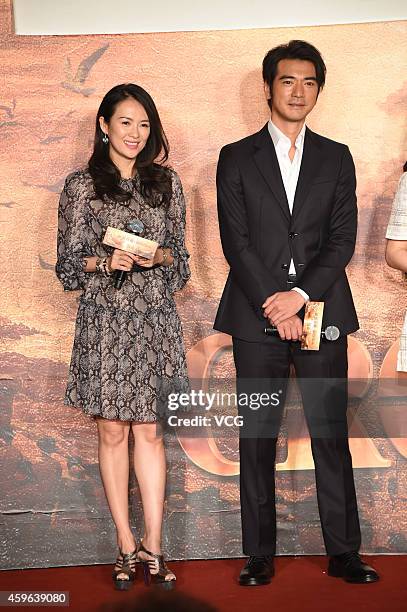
[274,315,303,341]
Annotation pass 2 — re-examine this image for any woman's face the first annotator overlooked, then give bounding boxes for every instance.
[99,97,151,166]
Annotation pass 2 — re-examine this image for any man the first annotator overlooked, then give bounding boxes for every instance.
[214,40,379,585]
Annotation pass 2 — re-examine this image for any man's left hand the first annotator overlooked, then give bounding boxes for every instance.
[262,291,305,325]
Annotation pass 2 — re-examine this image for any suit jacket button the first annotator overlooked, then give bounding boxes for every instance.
[289,232,295,239]
[281,263,289,269]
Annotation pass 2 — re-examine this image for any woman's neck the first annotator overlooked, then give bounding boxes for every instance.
[109,150,136,179]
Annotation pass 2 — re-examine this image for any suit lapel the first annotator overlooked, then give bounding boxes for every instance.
[292,128,323,218]
[253,124,290,221]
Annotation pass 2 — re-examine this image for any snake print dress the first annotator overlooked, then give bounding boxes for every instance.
[56,168,190,422]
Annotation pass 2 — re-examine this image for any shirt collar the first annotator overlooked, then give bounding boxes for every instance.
[268,120,306,151]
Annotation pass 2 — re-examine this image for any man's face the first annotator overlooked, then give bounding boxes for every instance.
[265,59,319,124]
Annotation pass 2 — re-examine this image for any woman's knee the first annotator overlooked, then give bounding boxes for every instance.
[97,420,130,447]
[132,422,163,446]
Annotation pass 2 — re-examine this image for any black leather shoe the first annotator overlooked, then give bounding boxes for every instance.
[239,555,274,586]
[328,552,379,583]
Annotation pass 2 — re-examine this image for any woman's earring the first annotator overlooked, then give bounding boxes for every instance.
[102,132,109,145]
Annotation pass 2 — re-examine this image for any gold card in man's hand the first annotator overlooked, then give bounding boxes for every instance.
[301,301,324,351]
[103,226,159,260]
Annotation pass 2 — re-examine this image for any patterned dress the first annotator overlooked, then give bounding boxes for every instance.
[386,172,407,371]
[56,167,190,421]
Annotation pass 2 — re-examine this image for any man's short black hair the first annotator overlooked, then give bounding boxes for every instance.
[262,40,326,109]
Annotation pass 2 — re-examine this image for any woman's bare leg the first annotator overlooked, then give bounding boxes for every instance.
[131,422,166,553]
[96,418,135,577]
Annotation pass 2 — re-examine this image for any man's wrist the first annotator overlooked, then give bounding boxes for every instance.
[291,287,309,302]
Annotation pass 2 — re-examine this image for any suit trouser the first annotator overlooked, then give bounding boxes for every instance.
[233,334,361,557]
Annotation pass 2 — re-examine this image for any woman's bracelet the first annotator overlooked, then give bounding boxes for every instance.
[96,256,113,277]
[161,248,168,266]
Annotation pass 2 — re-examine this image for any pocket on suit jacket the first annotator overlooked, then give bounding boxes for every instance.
[312,176,337,185]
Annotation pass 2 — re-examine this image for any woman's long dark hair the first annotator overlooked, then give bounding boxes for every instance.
[88,84,171,206]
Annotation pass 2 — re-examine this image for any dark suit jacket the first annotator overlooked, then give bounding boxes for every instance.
[214,124,359,342]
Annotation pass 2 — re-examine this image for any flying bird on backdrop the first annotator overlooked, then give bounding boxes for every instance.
[61,44,109,96]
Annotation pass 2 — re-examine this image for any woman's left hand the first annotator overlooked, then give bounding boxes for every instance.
[132,254,154,268]
[133,248,163,268]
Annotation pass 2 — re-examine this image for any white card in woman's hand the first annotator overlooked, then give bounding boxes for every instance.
[103,226,158,260]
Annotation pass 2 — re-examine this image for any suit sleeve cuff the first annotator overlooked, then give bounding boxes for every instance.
[291,287,309,302]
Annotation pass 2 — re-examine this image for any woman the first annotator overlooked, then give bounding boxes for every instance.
[56,84,190,589]
[385,161,407,370]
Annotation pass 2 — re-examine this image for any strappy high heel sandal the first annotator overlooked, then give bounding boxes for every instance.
[137,541,176,590]
[112,550,138,591]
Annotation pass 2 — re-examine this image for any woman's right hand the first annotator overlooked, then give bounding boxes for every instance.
[108,249,138,272]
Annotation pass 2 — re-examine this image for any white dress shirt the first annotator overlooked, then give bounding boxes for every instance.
[268,120,309,302]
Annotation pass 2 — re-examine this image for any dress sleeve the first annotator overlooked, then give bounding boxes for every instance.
[386,173,407,240]
[162,170,191,293]
[55,172,93,291]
